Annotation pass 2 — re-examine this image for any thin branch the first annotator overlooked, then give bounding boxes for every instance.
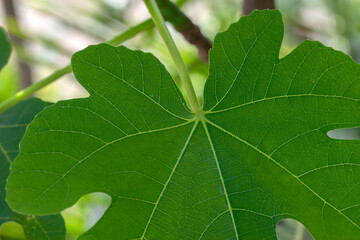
[155,0,212,63]
[242,0,275,15]
[2,0,33,88]
[0,65,71,113]
[0,0,206,113]
[0,19,154,113]
[107,19,154,45]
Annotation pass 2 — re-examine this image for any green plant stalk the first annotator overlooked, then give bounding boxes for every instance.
[155,0,212,62]
[0,19,155,114]
[0,0,196,114]
[144,0,201,113]
[106,19,154,45]
[0,65,71,113]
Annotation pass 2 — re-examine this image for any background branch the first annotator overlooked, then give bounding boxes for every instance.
[242,0,275,15]
[2,0,33,88]
[0,0,209,113]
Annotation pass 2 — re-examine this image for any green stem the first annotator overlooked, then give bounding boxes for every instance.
[0,0,195,113]
[144,0,201,113]
[106,19,154,45]
[0,65,71,113]
[155,0,212,62]
[0,19,154,114]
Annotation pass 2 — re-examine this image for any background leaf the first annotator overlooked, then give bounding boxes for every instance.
[6,10,360,239]
[0,99,66,240]
[0,27,11,71]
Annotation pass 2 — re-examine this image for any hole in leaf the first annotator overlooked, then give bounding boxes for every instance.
[0,221,25,240]
[327,128,360,140]
[276,219,314,240]
[62,192,111,239]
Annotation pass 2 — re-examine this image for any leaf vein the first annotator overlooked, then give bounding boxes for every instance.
[201,119,239,240]
[140,121,198,239]
[208,94,359,114]
[206,119,360,230]
[73,56,191,121]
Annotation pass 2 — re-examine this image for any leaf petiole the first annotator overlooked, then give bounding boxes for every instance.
[144,0,201,113]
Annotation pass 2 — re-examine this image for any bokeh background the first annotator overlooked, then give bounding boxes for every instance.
[1,0,360,239]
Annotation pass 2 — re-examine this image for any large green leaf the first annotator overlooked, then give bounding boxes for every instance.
[0,27,11,71]
[6,10,360,239]
[0,99,66,239]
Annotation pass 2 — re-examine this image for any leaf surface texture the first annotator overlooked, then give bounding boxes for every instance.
[7,10,360,239]
[1,99,66,240]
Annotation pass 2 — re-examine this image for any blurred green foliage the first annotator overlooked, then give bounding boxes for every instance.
[0,65,19,103]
